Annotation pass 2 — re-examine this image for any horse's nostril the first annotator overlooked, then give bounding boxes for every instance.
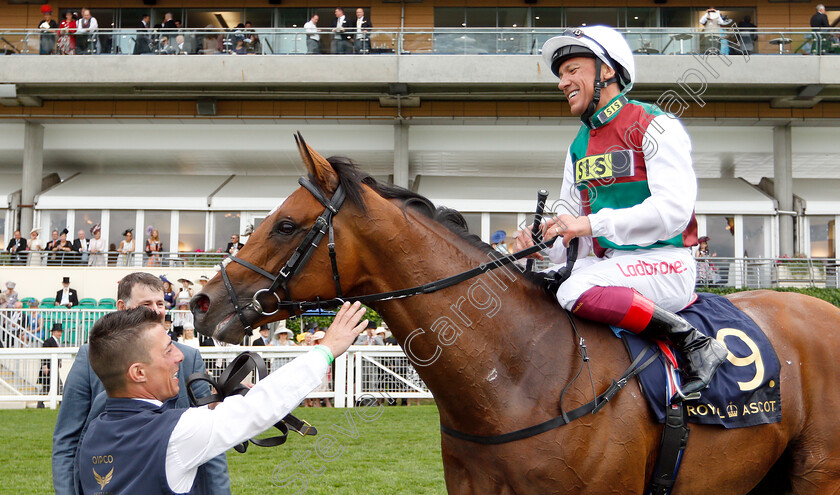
[195,294,210,313]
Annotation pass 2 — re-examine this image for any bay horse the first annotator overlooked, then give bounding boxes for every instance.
[191,135,840,494]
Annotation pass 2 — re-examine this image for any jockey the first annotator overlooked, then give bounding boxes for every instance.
[515,26,727,399]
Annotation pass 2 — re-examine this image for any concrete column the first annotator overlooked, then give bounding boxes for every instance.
[773,124,794,256]
[393,122,409,188]
[20,122,44,236]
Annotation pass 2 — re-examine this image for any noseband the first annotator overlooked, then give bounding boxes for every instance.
[218,175,574,333]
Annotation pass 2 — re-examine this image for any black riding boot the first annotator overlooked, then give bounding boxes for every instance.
[641,306,729,399]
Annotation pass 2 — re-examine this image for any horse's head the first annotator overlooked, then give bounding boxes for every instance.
[192,133,377,343]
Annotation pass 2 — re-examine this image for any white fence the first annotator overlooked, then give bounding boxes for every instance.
[0,346,432,409]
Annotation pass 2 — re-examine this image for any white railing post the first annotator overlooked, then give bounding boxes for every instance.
[354,350,363,407]
[334,352,347,408]
[48,352,58,409]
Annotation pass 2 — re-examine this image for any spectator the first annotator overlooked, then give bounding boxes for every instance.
[2,282,19,309]
[87,224,107,266]
[156,12,176,30]
[175,278,194,307]
[173,35,187,54]
[38,5,58,55]
[26,299,44,340]
[354,8,372,54]
[332,8,353,54]
[225,234,244,256]
[232,39,247,55]
[75,8,98,54]
[737,16,757,55]
[160,276,175,310]
[57,10,76,55]
[144,228,163,266]
[812,4,830,28]
[163,314,178,340]
[72,229,89,265]
[490,230,510,255]
[50,229,74,266]
[251,325,272,345]
[172,299,193,329]
[38,323,64,408]
[28,227,44,266]
[134,14,152,54]
[354,321,385,345]
[197,274,209,290]
[179,322,201,349]
[274,327,296,346]
[699,7,732,54]
[6,229,27,265]
[244,21,259,53]
[44,229,59,264]
[304,14,321,54]
[56,276,79,308]
[117,229,134,267]
[810,4,831,55]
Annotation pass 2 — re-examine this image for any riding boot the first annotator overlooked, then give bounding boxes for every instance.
[641,305,729,398]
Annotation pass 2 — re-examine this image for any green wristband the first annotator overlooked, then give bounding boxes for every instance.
[314,345,334,365]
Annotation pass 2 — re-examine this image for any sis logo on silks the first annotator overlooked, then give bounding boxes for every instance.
[575,150,634,183]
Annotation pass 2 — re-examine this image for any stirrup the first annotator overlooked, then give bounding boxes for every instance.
[669,384,702,404]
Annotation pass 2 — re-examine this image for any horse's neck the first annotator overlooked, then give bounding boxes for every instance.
[361,212,577,431]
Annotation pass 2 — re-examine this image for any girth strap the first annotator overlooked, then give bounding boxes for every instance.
[439,343,659,445]
[186,352,317,453]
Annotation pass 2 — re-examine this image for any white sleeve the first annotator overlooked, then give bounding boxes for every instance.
[165,350,328,493]
[587,115,696,247]
[90,18,98,31]
[546,151,593,264]
[699,13,709,25]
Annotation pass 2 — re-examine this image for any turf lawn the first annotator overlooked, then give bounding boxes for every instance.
[0,404,447,494]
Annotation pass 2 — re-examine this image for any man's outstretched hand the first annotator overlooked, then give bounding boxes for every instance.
[320,301,368,358]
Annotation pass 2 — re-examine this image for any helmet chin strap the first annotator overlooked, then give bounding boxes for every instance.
[581,58,618,126]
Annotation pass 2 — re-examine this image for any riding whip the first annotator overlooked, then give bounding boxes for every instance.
[526,189,549,272]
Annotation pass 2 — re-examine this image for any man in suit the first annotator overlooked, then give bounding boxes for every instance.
[354,8,373,54]
[134,14,151,54]
[225,234,244,256]
[71,230,89,265]
[332,8,353,54]
[252,325,271,345]
[6,230,27,265]
[353,321,385,345]
[52,272,232,495]
[56,277,79,309]
[39,323,64,408]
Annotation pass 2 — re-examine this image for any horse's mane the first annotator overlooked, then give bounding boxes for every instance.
[326,156,544,286]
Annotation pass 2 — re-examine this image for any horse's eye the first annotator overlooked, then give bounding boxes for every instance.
[276,221,296,235]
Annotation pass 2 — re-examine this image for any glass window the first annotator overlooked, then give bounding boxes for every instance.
[466,8,496,27]
[743,216,766,258]
[244,9,273,28]
[625,8,658,28]
[703,216,735,258]
[661,8,693,28]
[213,211,241,252]
[186,9,244,29]
[0,210,6,247]
[489,213,519,249]
[74,210,101,239]
[566,8,619,27]
[119,9,150,28]
[809,216,836,258]
[498,8,527,28]
[144,211,171,252]
[532,8,563,28]
[461,213,482,238]
[435,8,465,27]
[40,210,68,239]
[109,210,135,254]
[179,211,206,253]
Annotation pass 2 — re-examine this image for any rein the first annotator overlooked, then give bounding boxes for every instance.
[219,175,576,332]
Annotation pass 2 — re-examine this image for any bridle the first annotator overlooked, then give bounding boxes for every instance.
[218,175,576,333]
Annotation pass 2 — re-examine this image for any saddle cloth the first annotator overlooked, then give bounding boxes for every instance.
[612,292,782,429]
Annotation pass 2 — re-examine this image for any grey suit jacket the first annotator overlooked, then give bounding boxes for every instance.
[52,342,232,494]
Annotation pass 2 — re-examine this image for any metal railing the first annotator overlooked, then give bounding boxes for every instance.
[1,27,838,56]
[694,256,840,289]
[0,346,431,409]
[0,250,228,268]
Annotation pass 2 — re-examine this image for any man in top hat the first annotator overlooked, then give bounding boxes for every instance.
[354,321,384,346]
[38,323,64,407]
[56,277,79,308]
[252,325,272,346]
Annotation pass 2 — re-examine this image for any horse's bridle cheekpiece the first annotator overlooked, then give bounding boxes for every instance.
[217,173,573,334]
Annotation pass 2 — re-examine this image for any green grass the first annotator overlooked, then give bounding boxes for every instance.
[0,404,446,495]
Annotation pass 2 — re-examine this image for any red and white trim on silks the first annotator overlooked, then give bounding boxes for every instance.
[617,290,656,333]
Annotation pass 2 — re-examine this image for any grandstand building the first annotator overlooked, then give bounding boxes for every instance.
[2,1,840,300]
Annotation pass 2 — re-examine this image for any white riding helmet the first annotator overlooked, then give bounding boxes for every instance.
[541,26,635,93]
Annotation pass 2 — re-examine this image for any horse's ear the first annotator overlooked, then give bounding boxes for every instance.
[295,132,338,193]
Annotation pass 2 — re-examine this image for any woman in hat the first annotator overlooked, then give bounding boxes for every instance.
[160,276,176,310]
[57,10,77,55]
[273,327,296,347]
[50,228,73,265]
[117,229,134,267]
[87,224,107,266]
[38,5,58,55]
[2,282,18,309]
[490,230,510,255]
[144,228,163,267]
[175,278,194,307]
[178,323,201,349]
[27,227,44,266]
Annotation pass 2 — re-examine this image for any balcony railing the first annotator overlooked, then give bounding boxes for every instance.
[1,27,838,56]
[1,250,227,268]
